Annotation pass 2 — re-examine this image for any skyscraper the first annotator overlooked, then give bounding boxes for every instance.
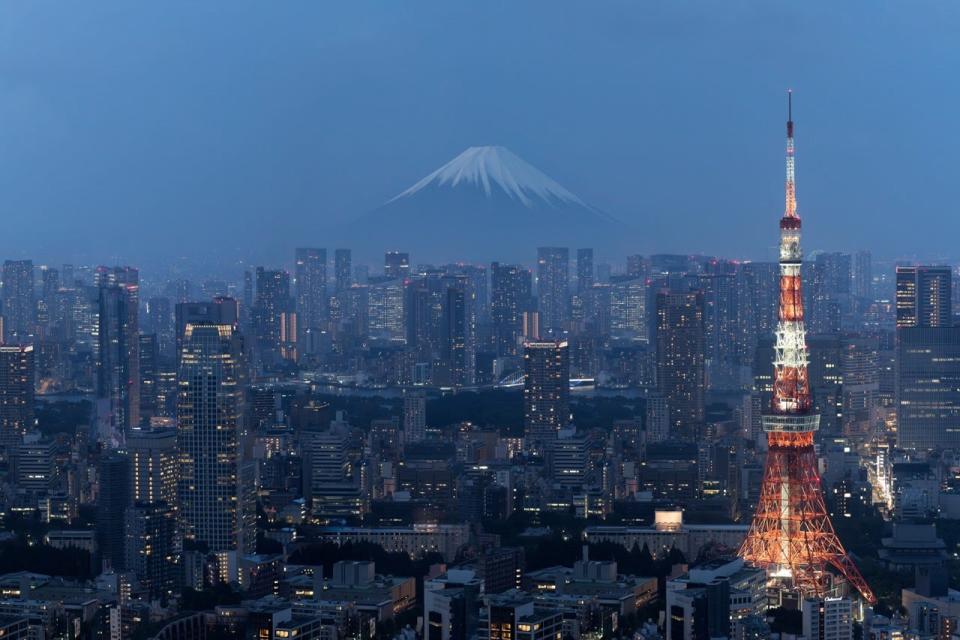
[97,267,140,442]
[306,416,361,519]
[805,252,851,334]
[656,290,705,438]
[294,248,328,333]
[576,248,594,295]
[177,322,248,554]
[37,266,59,339]
[253,268,292,367]
[175,297,240,364]
[896,326,960,450]
[439,284,468,387]
[699,268,740,389]
[97,452,132,570]
[125,501,181,599]
[138,334,159,422]
[145,297,175,360]
[738,261,779,367]
[0,345,34,447]
[127,427,178,505]
[368,277,405,339]
[536,247,570,334]
[384,251,410,279]
[403,390,426,444]
[896,266,951,329]
[626,254,646,279]
[608,276,647,340]
[2,260,34,343]
[523,340,570,447]
[851,251,872,300]
[334,249,352,294]
[491,263,532,357]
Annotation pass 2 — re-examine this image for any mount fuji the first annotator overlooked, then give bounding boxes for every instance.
[344,146,627,262]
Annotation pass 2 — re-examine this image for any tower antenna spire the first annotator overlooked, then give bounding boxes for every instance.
[787,89,794,137]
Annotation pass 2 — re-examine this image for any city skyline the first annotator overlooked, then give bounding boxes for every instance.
[2,6,960,640]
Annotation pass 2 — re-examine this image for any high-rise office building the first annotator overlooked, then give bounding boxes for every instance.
[37,266,59,339]
[896,266,951,329]
[127,427,178,505]
[1,260,34,343]
[138,334,159,421]
[551,429,589,492]
[145,297,175,360]
[406,278,434,355]
[656,290,705,438]
[253,268,292,367]
[16,438,55,495]
[177,322,248,554]
[0,346,34,447]
[491,263,532,357]
[737,262,779,368]
[536,247,570,334]
[576,249,594,295]
[242,271,254,327]
[440,284,469,387]
[805,252,851,335]
[368,278,405,339]
[896,326,960,450]
[609,276,647,340]
[523,340,570,446]
[851,251,872,300]
[802,597,853,640]
[403,390,426,444]
[97,267,140,442]
[294,248,327,333]
[175,297,240,364]
[97,452,132,571]
[306,417,361,520]
[841,335,879,440]
[626,254,646,279]
[384,251,410,279]
[699,269,740,389]
[125,501,181,599]
[334,249,352,294]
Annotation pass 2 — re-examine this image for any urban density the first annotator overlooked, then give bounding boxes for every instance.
[3,4,960,640]
[0,95,958,640]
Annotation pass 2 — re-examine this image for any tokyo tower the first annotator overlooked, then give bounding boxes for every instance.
[738,92,876,605]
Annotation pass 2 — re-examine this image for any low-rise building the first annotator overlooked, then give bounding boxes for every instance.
[665,557,766,640]
[584,509,749,561]
[314,524,469,561]
[424,569,484,640]
[477,592,564,640]
[288,561,415,623]
[523,547,656,618]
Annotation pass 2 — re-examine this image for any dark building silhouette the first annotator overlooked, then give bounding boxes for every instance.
[97,452,133,571]
[536,247,569,334]
[523,340,569,447]
[656,290,705,439]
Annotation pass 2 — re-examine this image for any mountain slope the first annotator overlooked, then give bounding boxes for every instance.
[343,146,626,263]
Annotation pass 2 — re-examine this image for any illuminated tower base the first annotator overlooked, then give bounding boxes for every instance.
[739,414,876,604]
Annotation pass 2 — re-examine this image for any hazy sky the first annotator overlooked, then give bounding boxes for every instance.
[1,2,959,268]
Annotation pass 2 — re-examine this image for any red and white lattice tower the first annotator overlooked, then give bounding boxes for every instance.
[738,92,876,605]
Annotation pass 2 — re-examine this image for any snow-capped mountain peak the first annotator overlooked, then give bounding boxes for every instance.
[388,145,587,208]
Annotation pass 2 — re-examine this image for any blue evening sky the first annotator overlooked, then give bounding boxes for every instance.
[0,1,957,267]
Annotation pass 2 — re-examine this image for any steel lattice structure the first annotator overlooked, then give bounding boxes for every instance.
[738,93,877,605]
